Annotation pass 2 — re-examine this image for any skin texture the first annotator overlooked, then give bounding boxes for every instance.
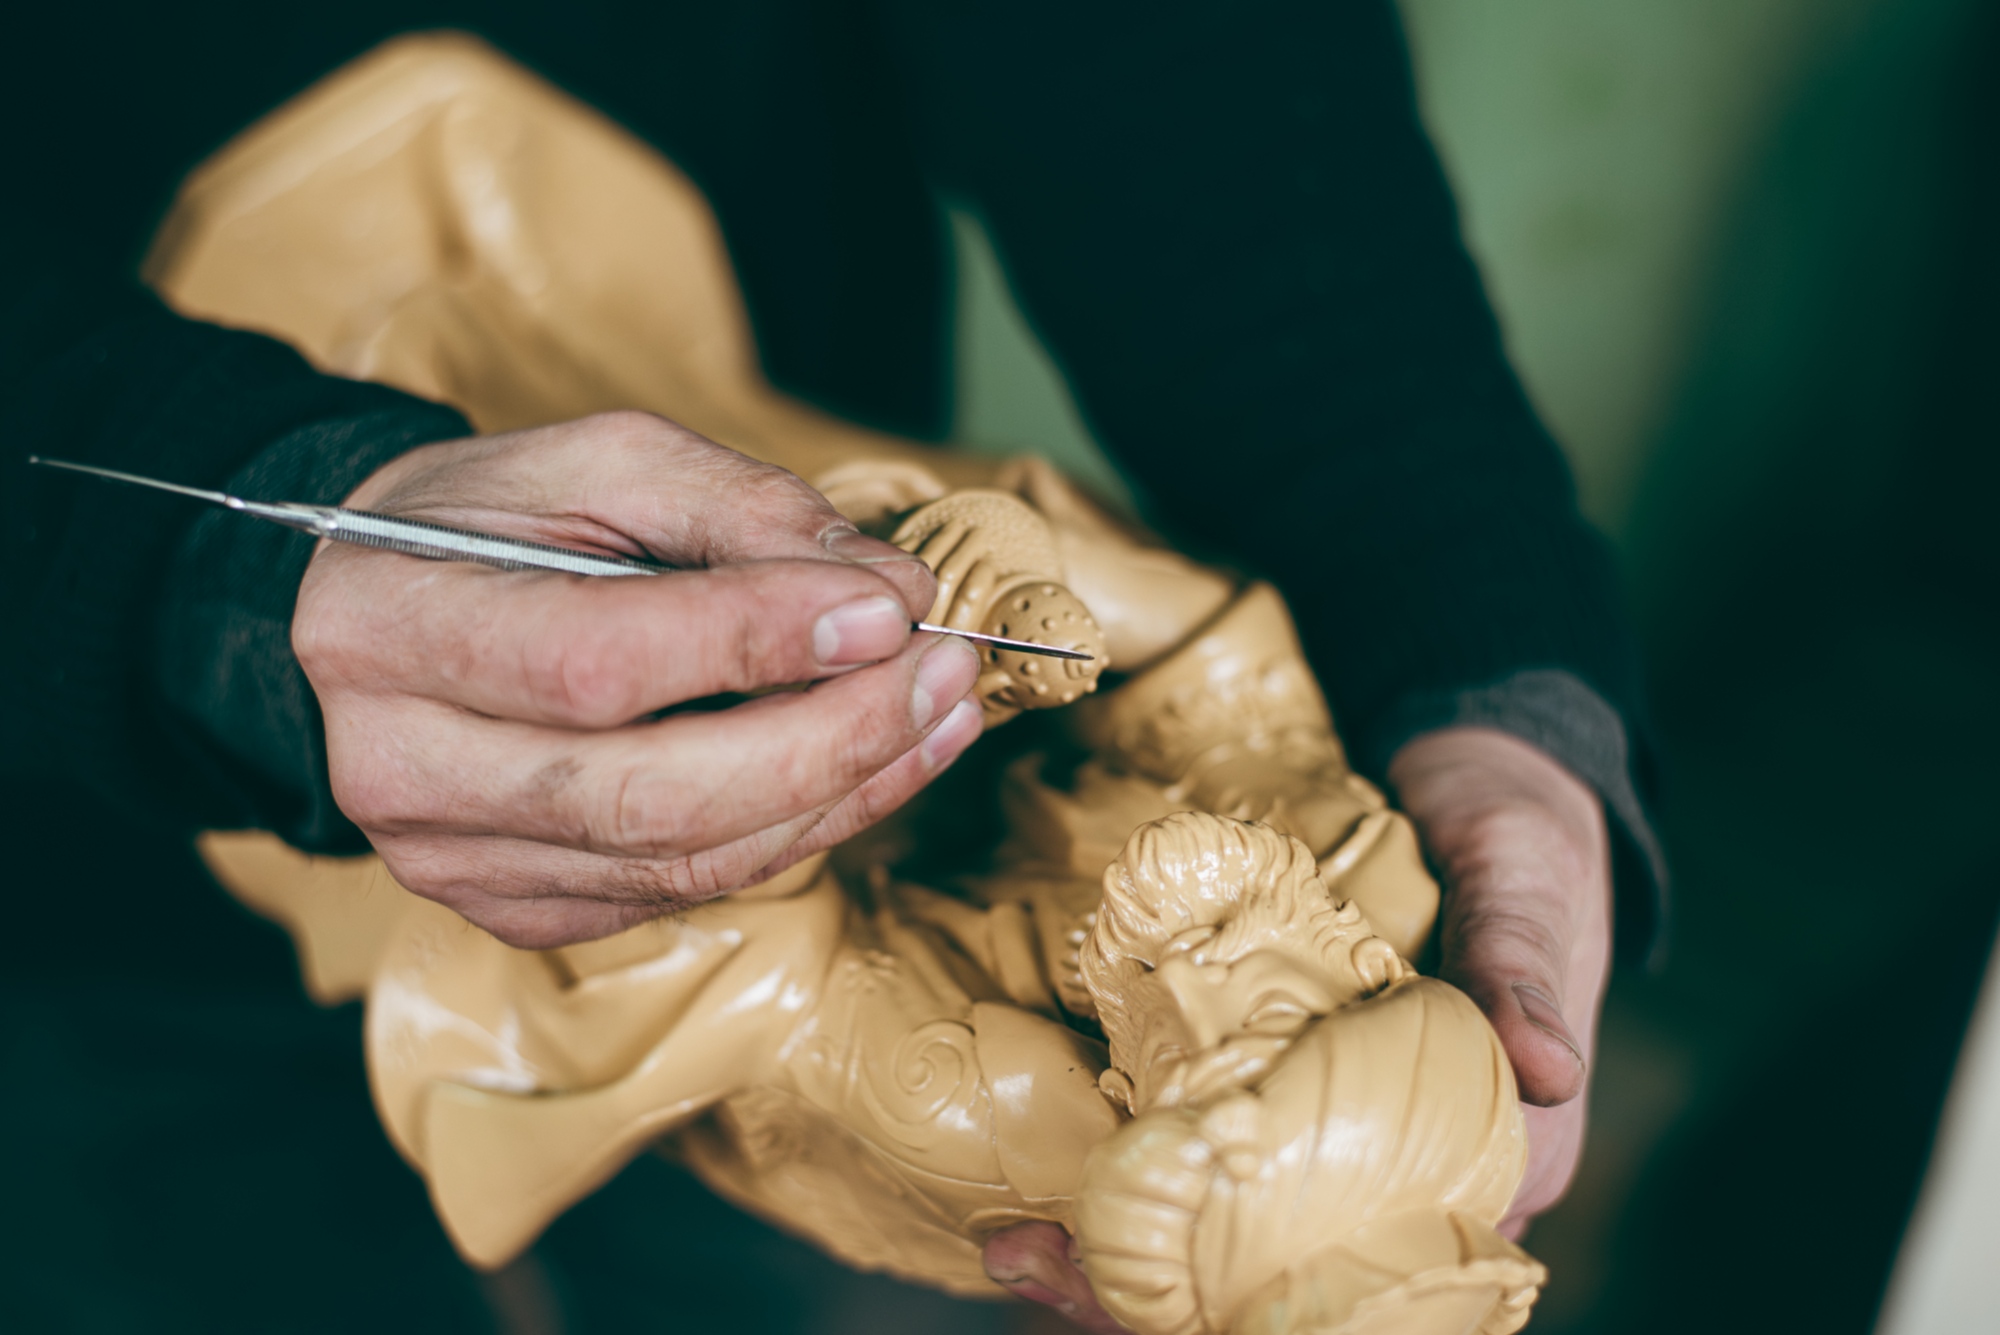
[1387,726,1610,1238]
[295,410,984,949]
[983,726,1611,1328]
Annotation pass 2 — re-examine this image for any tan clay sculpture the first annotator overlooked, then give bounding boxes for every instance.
[206,807,1537,1334]
[169,34,1546,1333]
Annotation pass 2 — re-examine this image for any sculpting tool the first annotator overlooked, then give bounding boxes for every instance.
[26,456,1094,661]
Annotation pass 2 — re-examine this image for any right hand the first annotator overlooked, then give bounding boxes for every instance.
[293,411,984,949]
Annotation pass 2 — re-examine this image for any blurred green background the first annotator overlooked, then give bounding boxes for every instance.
[8,4,1992,1330]
[954,1,2000,1330]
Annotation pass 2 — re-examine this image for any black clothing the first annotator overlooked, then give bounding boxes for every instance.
[0,4,1659,1326]
[2,2,1658,915]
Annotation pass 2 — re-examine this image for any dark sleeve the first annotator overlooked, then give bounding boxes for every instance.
[0,258,468,845]
[876,0,1663,957]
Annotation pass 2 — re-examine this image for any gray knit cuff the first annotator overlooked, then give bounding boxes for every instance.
[1374,668,1667,967]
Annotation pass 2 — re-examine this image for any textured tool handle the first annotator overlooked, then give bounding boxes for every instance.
[314,508,663,577]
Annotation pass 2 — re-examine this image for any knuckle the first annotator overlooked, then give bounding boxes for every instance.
[604,765,653,850]
[602,842,786,910]
[377,841,619,951]
[478,903,588,952]
[328,758,406,832]
[380,861,439,901]
[593,408,670,446]
[826,719,894,788]
[595,763,689,857]
[614,858,710,909]
[724,595,792,683]
[737,461,836,529]
[670,579,816,695]
[838,765,918,835]
[783,699,896,799]
[374,838,462,902]
[290,583,357,681]
[574,410,678,472]
[524,754,587,843]
[690,835,797,899]
[479,919,545,950]
[1448,903,1557,951]
[326,719,445,834]
[527,628,642,725]
[1440,903,1567,982]
[692,577,785,687]
[818,795,879,848]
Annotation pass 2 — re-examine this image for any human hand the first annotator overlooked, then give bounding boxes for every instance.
[1388,726,1613,1236]
[293,411,984,949]
[984,1221,1126,1334]
[981,726,1609,1327]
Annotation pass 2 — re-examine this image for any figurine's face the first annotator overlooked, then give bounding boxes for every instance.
[1124,914,1354,1111]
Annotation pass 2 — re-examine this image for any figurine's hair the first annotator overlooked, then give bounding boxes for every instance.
[1081,814,1366,1065]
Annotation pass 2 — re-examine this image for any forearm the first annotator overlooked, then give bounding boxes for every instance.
[152,407,472,849]
[2,262,467,834]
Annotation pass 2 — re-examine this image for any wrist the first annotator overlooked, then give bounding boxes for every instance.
[335,432,464,511]
[153,404,470,848]
[1389,728,1605,868]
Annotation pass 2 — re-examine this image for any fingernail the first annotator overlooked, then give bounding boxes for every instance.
[1512,983,1585,1067]
[823,527,921,566]
[911,635,979,728]
[812,595,908,666]
[920,697,983,772]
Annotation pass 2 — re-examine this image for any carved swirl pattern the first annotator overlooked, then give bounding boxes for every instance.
[857,1018,986,1158]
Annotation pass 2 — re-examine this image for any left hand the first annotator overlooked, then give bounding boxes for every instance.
[1387,726,1612,1235]
[982,727,1612,1326]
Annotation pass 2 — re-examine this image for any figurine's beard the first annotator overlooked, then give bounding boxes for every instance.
[1147,1032,1293,1110]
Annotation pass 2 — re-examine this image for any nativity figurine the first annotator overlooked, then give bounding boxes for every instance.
[167,33,1546,1334]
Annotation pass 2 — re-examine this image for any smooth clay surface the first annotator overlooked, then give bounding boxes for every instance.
[177,35,1543,1334]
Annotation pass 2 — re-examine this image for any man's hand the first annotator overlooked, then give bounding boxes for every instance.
[1389,726,1613,1235]
[983,727,1611,1329]
[293,411,983,949]
[983,1221,1126,1334]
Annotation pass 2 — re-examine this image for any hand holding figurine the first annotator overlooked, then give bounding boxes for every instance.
[1389,726,1613,1236]
[293,410,984,949]
[984,727,1610,1327]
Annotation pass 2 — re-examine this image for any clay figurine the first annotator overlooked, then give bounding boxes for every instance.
[167,34,1548,1333]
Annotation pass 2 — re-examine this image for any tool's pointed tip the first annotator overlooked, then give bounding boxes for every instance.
[913,621,1097,661]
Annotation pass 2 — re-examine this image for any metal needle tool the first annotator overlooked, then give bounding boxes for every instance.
[26,456,1095,661]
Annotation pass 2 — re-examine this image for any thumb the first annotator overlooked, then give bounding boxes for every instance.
[364,412,939,620]
[1439,904,1588,1107]
[1389,729,1612,1110]
[573,413,936,616]
[983,1221,1128,1334]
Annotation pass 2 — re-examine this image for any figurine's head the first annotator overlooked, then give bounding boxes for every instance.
[1080,813,1406,1114]
[976,579,1107,723]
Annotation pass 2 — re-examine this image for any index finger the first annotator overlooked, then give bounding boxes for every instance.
[297,551,921,726]
[361,411,936,615]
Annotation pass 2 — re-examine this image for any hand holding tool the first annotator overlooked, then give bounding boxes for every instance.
[27,456,1094,661]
